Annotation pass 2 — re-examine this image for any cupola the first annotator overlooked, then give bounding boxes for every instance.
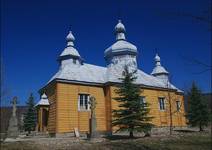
[151,54,169,83]
[115,20,126,40]
[104,20,138,67]
[58,30,83,68]
[35,93,49,107]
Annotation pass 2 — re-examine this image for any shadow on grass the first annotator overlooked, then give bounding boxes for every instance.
[174,129,198,133]
[104,135,142,140]
[103,142,156,150]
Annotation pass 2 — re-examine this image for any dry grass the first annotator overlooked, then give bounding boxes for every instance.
[1,131,211,150]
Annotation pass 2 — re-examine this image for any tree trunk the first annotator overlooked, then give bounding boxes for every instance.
[165,79,173,136]
[199,123,203,132]
[167,82,173,135]
[129,131,134,138]
[168,98,173,135]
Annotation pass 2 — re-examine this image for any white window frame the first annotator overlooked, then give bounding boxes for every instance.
[140,96,147,107]
[158,97,165,111]
[78,94,90,111]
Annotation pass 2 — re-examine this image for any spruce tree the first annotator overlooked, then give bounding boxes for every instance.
[24,93,37,134]
[112,66,153,138]
[186,82,209,131]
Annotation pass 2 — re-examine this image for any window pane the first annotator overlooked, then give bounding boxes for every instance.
[80,95,83,106]
[140,96,147,107]
[78,94,90,110]
[85,95,88,110]
[159,98,165,110]
[162,99,165,110]
[176,101,180,111]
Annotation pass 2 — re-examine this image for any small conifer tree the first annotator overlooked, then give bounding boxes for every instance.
[24,93,37,134]
[112,66,153,138]
[186,82,209,131]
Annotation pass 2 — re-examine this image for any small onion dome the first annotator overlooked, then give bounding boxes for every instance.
[115,20,126,33]
[66,31,75,47]
[151,54,169,75]
[35,93,49,107]
[155,53,161,63]
[41,93,47,99]
[58,30,83,63]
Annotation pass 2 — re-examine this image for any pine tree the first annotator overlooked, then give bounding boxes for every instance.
[112,66,154,138]
[186,82,209,131]
[24,93,37,134]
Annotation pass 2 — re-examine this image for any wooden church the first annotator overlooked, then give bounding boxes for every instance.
[36,20,186,136]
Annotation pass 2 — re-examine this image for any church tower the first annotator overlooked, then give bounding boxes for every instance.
[57,30,83,68]
[104,20,138,81]
[151,54,169,83]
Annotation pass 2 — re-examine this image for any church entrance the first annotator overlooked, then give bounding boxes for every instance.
[37,107,49,132]
[42,109,48,130]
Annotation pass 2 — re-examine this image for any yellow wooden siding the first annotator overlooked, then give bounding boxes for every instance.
[45,82,57,133]
[56,83,107,133]
[41,82,186,134]
[105,86,112,132]
[110,86,186,128]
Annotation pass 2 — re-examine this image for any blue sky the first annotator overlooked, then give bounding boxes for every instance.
[1,0,211,105]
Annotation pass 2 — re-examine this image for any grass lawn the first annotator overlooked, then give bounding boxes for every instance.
[1,131,211,150]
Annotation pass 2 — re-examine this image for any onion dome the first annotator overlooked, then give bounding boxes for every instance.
[66,31,75,47]
[58,30,83,64]
[151,54,169,76]
[104,20,138,64]
[115,20,126,40]
[155,53,161,62]
[35,93,49,107]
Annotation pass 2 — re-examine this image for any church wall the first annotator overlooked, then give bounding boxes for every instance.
[105,86,112,132]
[36,106,49,132]
[56,82,107,133]
[43,81,186,134]
[110,86,186,131]
[44,82,57,134]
